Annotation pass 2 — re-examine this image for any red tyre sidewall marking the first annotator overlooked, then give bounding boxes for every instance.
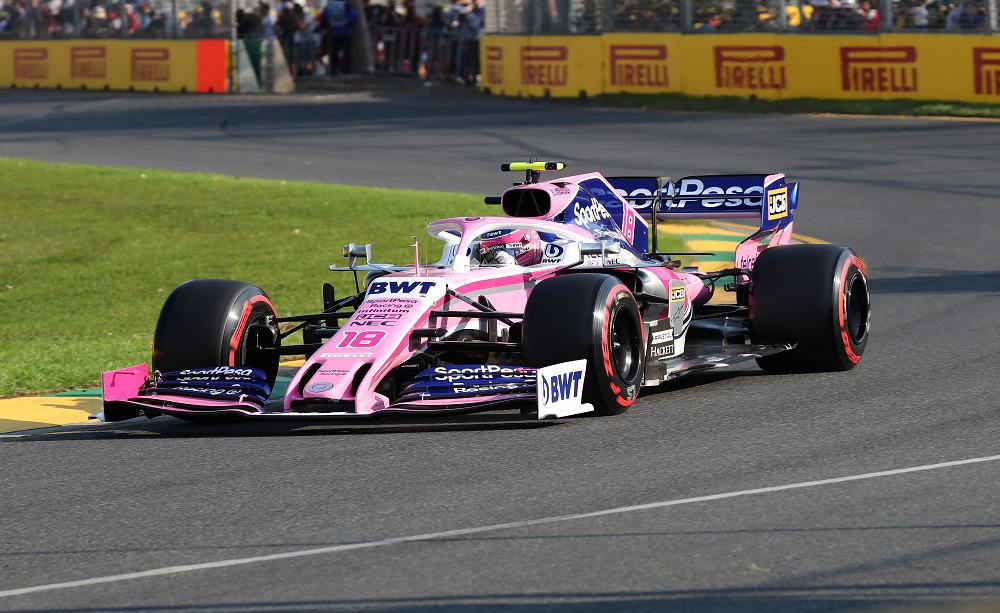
[600,285,639,408]
[228,295,275,366]
[837,258,863,364]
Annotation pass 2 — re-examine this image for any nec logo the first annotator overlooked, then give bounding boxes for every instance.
[714,46,786,90]
[485,46,503,85]
[539,370,583,406]
[14,48,48,80]
[71,46,107,79]
[521,46,567,87]
[974,48,1000,96]
[767,187,789,221]
[368,280,437,295]
[840,46,917,93]
[609,45,668,88]
[131,48,170,82]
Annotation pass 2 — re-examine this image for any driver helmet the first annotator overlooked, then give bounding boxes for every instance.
[477,229,543,266]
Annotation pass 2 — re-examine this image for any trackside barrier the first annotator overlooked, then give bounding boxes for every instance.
[0,39,229,93]
[481,33,1000,104]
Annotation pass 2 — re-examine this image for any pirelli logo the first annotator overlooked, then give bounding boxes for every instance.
[973,48,1000,96]
[13,48,48,80]
[840,46,917,93]
[521,46,567,87]
[714,46,786,90]
[609,45,668,88]
[485,45,503,86]
[131,48,170,82]
[71,46,107,80]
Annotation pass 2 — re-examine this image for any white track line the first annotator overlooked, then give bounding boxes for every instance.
[1,453,997,600]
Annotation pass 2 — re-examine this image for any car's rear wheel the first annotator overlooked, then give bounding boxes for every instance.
[523,273,644,415]
[750,244,870,373]
[152,279,280,387]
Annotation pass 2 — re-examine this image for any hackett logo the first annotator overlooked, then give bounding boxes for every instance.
[14,48,48,80]
[714,46,786,90]
[131,48,170,82]
[609,45,668,87]
[521,46,567,87]
[973,48,1000,96]
[840,46,917,93]
[485,45,503,86]
[71,46,107,79]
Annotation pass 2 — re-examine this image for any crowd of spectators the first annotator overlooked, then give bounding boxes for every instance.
[0,0,225,38]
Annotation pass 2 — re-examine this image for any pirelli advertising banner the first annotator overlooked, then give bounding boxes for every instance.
[0,39,229,94]
[481,33,1000,104]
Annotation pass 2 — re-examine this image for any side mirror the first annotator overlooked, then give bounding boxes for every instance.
[580,241,621,257]
[342,243,372,269]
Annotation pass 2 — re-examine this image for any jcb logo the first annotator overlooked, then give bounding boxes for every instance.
[973,47,1000,96]
[609,45,668,88]
[669,287,685,302]
[840,46,917,93]
[71,46,107,80]
[767,187,788,221]
[521,46,567,87]
[131,48,170,82]
[714,46,786,90]
[13,48,48,80]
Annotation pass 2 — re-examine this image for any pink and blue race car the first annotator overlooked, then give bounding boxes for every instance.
[100,162,871,422]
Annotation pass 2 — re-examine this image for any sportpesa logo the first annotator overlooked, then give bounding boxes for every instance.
[574,199,613,225]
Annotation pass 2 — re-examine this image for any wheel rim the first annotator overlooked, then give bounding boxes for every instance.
[610,307,642,381]
[845,272,870,345]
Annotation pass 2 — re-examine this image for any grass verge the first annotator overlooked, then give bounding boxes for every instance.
[593,93,1000,119]
[0,158,687,397]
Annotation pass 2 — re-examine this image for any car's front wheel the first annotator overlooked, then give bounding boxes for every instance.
[522,273,644,415]
[152,279,280,387]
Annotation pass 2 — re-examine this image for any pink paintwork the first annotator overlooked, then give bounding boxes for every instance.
[102,170,795,421]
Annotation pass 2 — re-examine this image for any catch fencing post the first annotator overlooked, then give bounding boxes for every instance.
[879,0,893,31]
[775,0,788,29]
[682,0,693,31]
[988,0,998,32]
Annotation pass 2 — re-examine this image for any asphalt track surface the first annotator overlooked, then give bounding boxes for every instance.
[1,89,999,612]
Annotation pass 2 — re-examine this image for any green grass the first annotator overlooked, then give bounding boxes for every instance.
[593,93,1000,119]
[0,159,483,397]
[0,158,689,397]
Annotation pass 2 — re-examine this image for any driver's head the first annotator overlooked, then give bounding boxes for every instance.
[478,229,542,266]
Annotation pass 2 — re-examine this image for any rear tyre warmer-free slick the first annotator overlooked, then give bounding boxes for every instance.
[750,244,870,373]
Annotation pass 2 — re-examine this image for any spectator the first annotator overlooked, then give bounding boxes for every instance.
[319,0,356,75]
[859,0,879,29]
[911,0,929,26]
[259,1,275,39]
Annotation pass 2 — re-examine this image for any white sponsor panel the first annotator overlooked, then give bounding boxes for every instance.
[536,359,594,419]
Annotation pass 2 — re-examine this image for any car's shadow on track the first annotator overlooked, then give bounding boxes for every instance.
[9,411,562,441]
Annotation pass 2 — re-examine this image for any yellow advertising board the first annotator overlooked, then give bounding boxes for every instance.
[0,39,229,93]
[482,33,1000,104]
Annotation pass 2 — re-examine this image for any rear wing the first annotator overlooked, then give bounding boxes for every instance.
[607,173,798,230]
[607,174,799,264]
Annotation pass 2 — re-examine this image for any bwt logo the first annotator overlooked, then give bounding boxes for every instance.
[714,46,786,90]
[609,45,668,88]
[485,45,503,85]
[131,48,170,82]
[13,48,48,80]
[973,48,1000,96]
[540,370,583,406]
[71,46,107,80]
[368,280,437,295]
[840,46,917,93]
[521,46,567,87]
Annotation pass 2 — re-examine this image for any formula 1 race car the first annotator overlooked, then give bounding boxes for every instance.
[101,162,871,422]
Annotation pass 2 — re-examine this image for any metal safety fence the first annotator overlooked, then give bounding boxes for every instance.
[371,26,479,83]
[486,0,999,33]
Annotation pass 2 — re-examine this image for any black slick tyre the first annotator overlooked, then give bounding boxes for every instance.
[750,244,870,373]
[152,279,280,387]
[522,273,644,415]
